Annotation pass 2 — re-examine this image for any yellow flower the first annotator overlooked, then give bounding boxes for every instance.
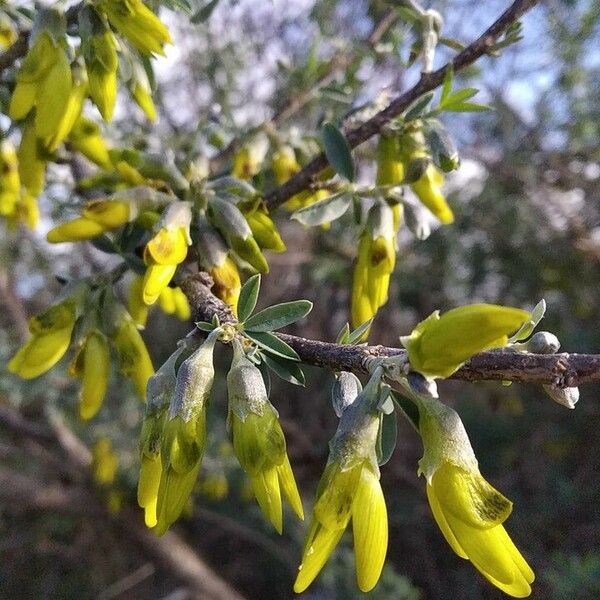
[401,304,530,379]
[244,205,286,252]
[295,371,387,592]
[99,0,172,57]
[142,202,192,305]
[411,162,454,225]
[112,316,154,398]
[17,123,47,198]
[68,117,113,170]
[79,6,118,121]
[232,146,260,180]
[376,135,404,186]
[211,256,241,316]
[173,287,191,321]
[8,300,77,379]
[9,13,73,142]
[427,464,534,597]
[129,64,158,121]
[415,395,534,597]
[155,332,218,535]
[0,15,17,49]
[47,198,130,243]
[69,330,111,421]
[92,437,119,485]
[0,140,21,218]
[227,339,303,533]
[9,193,40,230]
[272,145,300,184]
[351,201,396,331]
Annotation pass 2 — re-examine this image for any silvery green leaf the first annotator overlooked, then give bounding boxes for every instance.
[243,331,300,361]
[404,157,430,183]
[321,122,355,182]
[423,119,459,173]
[508,299,546,343]
[347,319,373,345]
[376,411,397,466]
[336,323,350,344]
[256,358,272,397]
[191,0,219,23]
[404,92,434,122]
[331,371,362,417]
[390,391,420,430]
[263,354,305,386]
[440,65,453,104]
[195,321,215,332]
[291,192,352,227]
[237,274,261,322]
[243,300,312,332]
[378,384,394,415]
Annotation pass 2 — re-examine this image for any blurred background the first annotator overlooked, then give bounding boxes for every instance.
[1,0,599,598]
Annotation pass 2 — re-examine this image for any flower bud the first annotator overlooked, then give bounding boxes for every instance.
[0,140,20,218]
[376,135,404,186]
[227,340,303,533]
[401,304,530,379]
[331,371,363,418]
[208,197,268,273]
[17,123,46,198]
[69,330,111,421]
[8,299,77,379]
[78,6,118,121]
[351,201,396,331]
[155,332,219,535]
[68,117,113,169]
[128,63,158,121]
[522,331,561,355]
[99,0,172,57]
[271,145,300,184]
[543,384,579,410]
[243,205,286,252]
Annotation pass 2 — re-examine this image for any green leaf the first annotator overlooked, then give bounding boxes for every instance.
[442,87,479,105]
[291,192,352,227]
[161,0,192,13]
[243,331,300,361]
[196,321,216,332]
[423,119,459,172]
[440,65,453,104]
[321,122,355,182]
[376,411,398,466]
[256,358,272,397]
[243,300,312,332]
[91,235,119,254]
[391,391,420,430]
[439,37,466,51]
[237,274,261,322]
[263,354,305,386]
[509,299,546,343]
[336,323,350,344]
[404,92,434,121]
[191,0,219,23]
[347,319,373,345]
[442,102,491,113]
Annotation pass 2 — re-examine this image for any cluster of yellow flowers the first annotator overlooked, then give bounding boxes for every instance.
[7,286,154,421]
[2,2,170,230]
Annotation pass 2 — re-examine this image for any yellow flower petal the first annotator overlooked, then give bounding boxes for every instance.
[83,199,130,228]
[426,483,468,559]
[138,453,162,528]
[172,287,191,321]
[352,465,388,592]
[145,227,188,266]
[78,331,111,421]
[250,468,283,534]
[142,264,177,306]
[8,328,73,379]
[46,217,105,243]
[158,286,176,314]
[277,454,304,520]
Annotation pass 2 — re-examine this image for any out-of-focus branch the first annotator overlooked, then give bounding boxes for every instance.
[208,8,398,172]
[180,272,600,387]
[264,0,540,210]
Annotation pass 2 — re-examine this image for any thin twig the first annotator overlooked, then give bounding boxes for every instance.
[180,272,600,387]
[264,0,540,210]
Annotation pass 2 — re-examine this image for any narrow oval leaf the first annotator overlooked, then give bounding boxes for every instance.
[243,331,300,361]
[376,411,398,466]
[191,0,219,23]
[321,122,355,182]
[237,274,261,322]
[243,300,312,332]
[291,192,352,227]
[404,92,434,121]
[263,354,305,386]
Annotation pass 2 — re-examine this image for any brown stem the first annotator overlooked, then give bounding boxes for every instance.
[264,0,540,209]
[180,272,600,387]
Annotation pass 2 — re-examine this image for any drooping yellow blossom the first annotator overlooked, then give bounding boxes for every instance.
[376,135,404,187]
[295,369,387,593]
[92,437,119,485]
[0,140,21,218]
[69,330,111,421]
[232,146,261,180]
[8,299,78,379]
[112,314,154,398]
[17,123,47,198]
[128,63,158,121]
[211,256,241,315]
[398,130,454,224]
[47,198,130,243]
[351,201,396,331]
[79,5,118,121]
[155,331,219,535]
[243,204,286,252]
[99,0,172,57]
[400,304,530,379]
[272,145,300,185]
[128,275,150,327]
[9,10,73,142]
[142,202,192,305]
[68,117,113,169]
[43,73,87,152]
[415,393,534,597]
[138,349,181,528]
[228,339,303,533]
